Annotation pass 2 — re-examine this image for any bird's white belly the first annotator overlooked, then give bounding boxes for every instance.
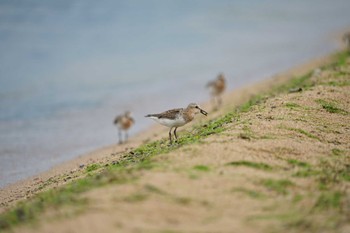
[154,117,186,128]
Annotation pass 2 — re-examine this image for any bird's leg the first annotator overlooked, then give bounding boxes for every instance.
[168,127,173,144]
[218,96,222,107]
[118,129,122,144]
[211,97,216,110]
[125,131,128,143]
[174,127,178,142]
[213,96,219,111]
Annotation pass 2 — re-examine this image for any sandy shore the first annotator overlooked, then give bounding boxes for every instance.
[0,47,341,212]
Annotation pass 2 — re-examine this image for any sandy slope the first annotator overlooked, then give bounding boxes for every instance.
[1,50,349,233]
[0,52,334,211]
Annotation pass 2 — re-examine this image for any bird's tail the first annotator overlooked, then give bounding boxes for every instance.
[113,116,120,124]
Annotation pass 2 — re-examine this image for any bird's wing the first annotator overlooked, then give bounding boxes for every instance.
[206,80,215,88]
[146,108,183,119]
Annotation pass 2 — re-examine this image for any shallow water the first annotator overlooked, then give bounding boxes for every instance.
[1,0,350,188]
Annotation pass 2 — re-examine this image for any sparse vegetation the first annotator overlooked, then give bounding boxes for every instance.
[85,164,101,172]
[316,99,348,115]
[193,165,210,172]
[123,193,149,203]
[284,127,321,141]
[285,102,301,109]
[232,188,266,199]
[331,148,344,156]
[314,191,343,210]
[287,159,310,168]
[227,161,273,171]
[261,179,294,195]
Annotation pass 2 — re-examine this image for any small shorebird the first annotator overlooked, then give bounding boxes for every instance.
[145,103,208,143]
[206,73,226,110]
[343,32,350,50]
[113,111,134,144]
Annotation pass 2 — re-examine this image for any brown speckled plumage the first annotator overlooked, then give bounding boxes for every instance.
[145,103,207,143]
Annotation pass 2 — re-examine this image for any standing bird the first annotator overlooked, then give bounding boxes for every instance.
[206,73,226,110]
[343,32,350,50]
[113,111,134,144]
[145,103,208,144]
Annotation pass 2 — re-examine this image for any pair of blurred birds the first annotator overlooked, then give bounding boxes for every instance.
[114,73,226,144]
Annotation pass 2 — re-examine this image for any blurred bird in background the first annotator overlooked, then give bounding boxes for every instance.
[206,73,226,110]
[113,111,135,144]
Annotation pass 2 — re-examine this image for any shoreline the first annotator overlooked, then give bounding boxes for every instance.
[0,30,348,211]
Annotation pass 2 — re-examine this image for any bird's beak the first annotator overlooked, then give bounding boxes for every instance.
[199,108,208,116]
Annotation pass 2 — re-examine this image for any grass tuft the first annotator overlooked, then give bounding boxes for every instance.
[261,179,294,195]
[287,159,310,168]
[86,164,101,172]
[285,127,321,141]
[124,193,148,203]
[239,95,265,112]
[331,148,344,156]
[285,102,301,109]
[232,188,266,199]
[227,161,273,171]
[314,191,343,210]
[193,165,210,172]
[316,99,348,115]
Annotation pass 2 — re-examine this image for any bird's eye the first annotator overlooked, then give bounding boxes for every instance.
[195,106,199,108]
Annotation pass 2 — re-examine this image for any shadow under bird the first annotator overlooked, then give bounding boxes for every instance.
[113,111,135,144]
[145,103,208,144]
[206,73,226,110]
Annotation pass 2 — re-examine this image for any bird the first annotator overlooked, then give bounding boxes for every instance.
[206,73,226,110]
[145,103,208,143]
[113,111,134,144]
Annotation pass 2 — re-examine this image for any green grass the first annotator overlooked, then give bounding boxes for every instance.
[261,179,294,195]
[285,102,301,109]
[193,165,210,172]
[287,159,310,168]
[316,99,348,115]
[326,80,350,87]
[143,184,167,195]
[232,188,266,199]
[86,164,101,172]
[336,51,348,66]
[272,72,313,94]
[0,178,95,230]
[226,161,273,171]
[123,193,149,203]
[293,169,319,178]
[331,148,344,156]
[314,191,343,210]
[285,127,321,141]
[239,95,265,112]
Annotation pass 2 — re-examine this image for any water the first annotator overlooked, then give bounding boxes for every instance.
[1,0,350,188]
